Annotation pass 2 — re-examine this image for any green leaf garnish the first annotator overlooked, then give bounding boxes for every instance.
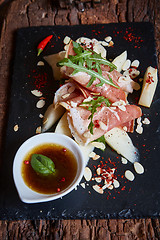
[57,41,118,88]
[31,154,56,176]
[80,96,110,134]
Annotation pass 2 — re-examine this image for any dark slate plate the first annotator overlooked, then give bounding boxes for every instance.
[0,22,160,220]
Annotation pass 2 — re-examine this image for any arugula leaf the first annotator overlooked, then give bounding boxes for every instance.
[57,41,118,88]
[58,59,119,88]
[80,96,110,134]
[31,154,56,176]
[94,135,106,149]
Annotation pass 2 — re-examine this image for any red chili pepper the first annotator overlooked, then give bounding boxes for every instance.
[37,35,53,56]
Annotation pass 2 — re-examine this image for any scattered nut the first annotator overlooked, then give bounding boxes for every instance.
[36,126,41,134]
[125,170,135,181]
[142,118,150,125]
[84,167,92,181]
[113,179,120,188]
[134,162,144,174]
[105,36,112,42]
[131,60,140,68]
[80,183,86,189]
[63,36,71,45]
[121,157,128,164]
[37,61,44,66]
[31,90,43,97]
[92,185,104,194]
[36,99,45,108]
[91,141,105,150]
[14,124,19,132]
[122,59,131,71]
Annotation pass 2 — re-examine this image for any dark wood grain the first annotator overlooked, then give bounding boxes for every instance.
[0,0,160,238]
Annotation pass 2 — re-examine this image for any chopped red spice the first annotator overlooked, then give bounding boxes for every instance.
[146,73,154,84]
[60,177,65,182]
[24,160,29,165]
[57,188,61,192]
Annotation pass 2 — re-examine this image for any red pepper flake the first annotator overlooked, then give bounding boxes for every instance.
[123,28,143,48]
[60,177,65,182]
[24,160,29,165]
[63,148,66,152]
[121,186,126,191]
[94,119,100,128]
[146,73,154,84]
[57,188,61,192]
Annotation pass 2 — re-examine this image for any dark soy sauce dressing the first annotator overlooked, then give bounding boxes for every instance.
[21,143,78,194]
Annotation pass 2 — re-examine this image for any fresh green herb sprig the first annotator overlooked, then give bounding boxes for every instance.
[80,96,110,134]
[31,154,56,176]
[57,41,118,88]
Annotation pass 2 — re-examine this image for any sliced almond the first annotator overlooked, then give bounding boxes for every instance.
[113,179,120,188]
[80,183,86,189]
[88,151,96,159]
[93,44,107,58]
[84,167,92,181]
[36,99,45,108]
[14,124,19,132]
[131,60,140,68]
[63,36,71,45]
[36,126,42,134]
[125,170,135,181]
[91,141,105,150]
[102,181,112,190]
[93,154,100,160]
[108,185,114,190]
[101,41,109,46]
[96,167,101,175]
[108,41,114,47]
[37,61,44,66]
[136,125,143,134]
[134,162,144,174]
[61,93,70,99]
[122,59,131,71]
[31,90,43,97]
[95,177,102,183]
[92,185,104,194]
[39,114,44,118]
[105,36,112,42]
[121,157,128,164]
[142,118,150,125]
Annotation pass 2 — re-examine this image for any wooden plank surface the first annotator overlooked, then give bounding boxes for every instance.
[0,0,160,239]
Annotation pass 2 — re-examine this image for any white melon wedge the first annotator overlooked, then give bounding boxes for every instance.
[44,51,66,80]
[55,112,72,137]
[42,104,65,132]
[138,66,158,108]
[104,127,139,163]
[112,51,127,72]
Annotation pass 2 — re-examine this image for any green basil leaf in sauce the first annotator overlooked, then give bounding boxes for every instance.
[31,154,56,176]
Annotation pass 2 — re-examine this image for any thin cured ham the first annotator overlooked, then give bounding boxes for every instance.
[53,40,142,146]
[67,105,142,145]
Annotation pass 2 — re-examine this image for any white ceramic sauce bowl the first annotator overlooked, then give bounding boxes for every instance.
[13,133,85,204]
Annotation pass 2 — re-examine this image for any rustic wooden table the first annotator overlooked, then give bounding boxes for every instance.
[0,0,160,239]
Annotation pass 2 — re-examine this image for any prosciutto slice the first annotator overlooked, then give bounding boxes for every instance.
[67,105,142,145]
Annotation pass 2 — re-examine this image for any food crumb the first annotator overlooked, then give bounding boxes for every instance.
[14,124,19,132]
